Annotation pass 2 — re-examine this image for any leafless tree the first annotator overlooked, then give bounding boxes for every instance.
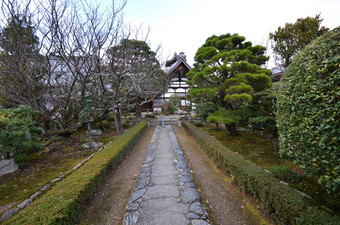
[0,0,167,138]
[0,0,126,136]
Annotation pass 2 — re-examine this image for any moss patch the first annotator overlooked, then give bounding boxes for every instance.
[0,156,87,207]
[2,122,147,224]
[201,125,340,215]
[202,127,294,170]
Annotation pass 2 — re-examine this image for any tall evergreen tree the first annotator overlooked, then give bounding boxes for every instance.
[0,14,44,106]
[102,39,167,134]
[269,14,329,68]
[187,33,272,135]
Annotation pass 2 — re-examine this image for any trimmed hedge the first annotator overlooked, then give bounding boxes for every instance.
[3,122,148,225]
[182,121,340,225]
[277,27,340,194]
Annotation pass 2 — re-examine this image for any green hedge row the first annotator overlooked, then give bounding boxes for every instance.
[3,122,148,225]
[182,121,339,225]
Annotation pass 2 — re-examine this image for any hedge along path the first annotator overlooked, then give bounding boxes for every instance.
[182,121,340,225]
[2,122,148,225]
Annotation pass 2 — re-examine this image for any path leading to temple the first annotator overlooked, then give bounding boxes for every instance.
[123,125,210,225]
[79,124,266,225]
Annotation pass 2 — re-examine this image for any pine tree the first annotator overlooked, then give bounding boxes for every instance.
[187,33,272,135]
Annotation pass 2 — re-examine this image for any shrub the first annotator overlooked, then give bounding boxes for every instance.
[169,94,181,107]
[122,122,130,129]
[3,122,147,225]
[0,105,43,161]
[94,120,113,130]
[80,137,89,144]
[169,105,178,114]
[271,166,304,183]
[277,27,340,194]
[193,122,204,127]
[182,121,340,224]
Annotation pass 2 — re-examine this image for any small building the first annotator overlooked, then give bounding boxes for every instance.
[153,52,191,110]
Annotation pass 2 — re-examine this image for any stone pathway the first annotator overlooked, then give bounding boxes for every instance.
[124,125,210,225]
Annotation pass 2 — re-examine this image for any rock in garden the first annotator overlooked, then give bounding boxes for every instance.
[123,211,139,225]
[0,207,20,222]
[17,199,32,209]
[0,158,18,176]
[129,189,146,203]
[82,142,104,149]
[135,177,150,190]
[30,191,41,199]
[191,219,210,225]
[126,203,139,212]
[189,202,206,215]
[181,188,201,203]
[187,212,200,219]
[86,130,103,136]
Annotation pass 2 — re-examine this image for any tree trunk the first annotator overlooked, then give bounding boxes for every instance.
[135,103,142,118]
[112,105,122,136]
[86,119,94,151]
[225,123,239,136]
[100,120,105,131]
[117,107,123,133]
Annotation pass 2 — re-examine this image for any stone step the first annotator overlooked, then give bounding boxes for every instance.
[148,120,181,127]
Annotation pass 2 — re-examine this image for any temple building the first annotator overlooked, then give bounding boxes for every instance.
[153,52,191,110]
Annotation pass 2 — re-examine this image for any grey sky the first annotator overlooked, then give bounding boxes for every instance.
[108,0,340,68]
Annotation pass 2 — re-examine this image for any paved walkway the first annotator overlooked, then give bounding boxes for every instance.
[124,125,210,225]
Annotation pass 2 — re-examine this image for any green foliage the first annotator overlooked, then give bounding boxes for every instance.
[207,108,241,125]
[145,114,155,119]
[0,14,39,56]
[0,105,43,160]
[277,27,340,194]
[168,94,180,114]
[223,93,252,104]
[249,116,277,135]
[106,39,167,107]
[225,83,254,94]
[193,102,218,122]
[169,94,181,107]
[193,122,204,127]
[122,122,130,129]
[187,33,272,135]
[80,137,89,144]
[169,105,178,114]
[182,121,340,224]
[0,14,44,108]
[269,14,329,67]
[296,207,340,225]
[271,166,304,183]
[3,122,148,225]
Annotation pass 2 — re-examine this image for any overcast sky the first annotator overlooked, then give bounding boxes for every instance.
[108,0,339,68]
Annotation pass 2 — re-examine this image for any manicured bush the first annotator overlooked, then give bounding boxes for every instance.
[271,166,304,183]
[3,122,148,225]
[182,121,340,225]
[0,105,43,161]
[277,27,340,194]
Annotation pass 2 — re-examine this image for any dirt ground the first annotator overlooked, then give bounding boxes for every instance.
[173,125,270,225]
[78,127,155,225]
